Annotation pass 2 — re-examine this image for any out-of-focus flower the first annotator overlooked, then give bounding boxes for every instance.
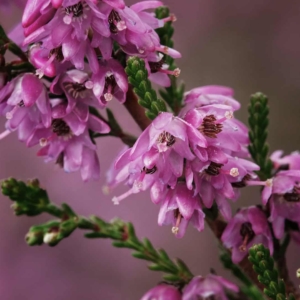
[221,206,273,263]
[141,284,181,300]
[182,274,239,300]
[26,101,110,181]
[0,74,51,142]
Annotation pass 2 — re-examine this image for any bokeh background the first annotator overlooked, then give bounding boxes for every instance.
[1,1,300,299]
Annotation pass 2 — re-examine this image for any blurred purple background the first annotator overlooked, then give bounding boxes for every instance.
[1,1,300,299]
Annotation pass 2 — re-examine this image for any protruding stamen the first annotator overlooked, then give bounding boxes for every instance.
[239,222,254,252]
[5,105,20,120]
[39,138,48,147]
[64,3,84,24]
[156,46,169,55]
[112,188,134,205]
[162,14,177,23]
[172,209,182,235]
[85,80,94,89]
[247,178,273,187]
[205,162,223,176]
[159,68,181,77]
[36,54,56,79]
[230,168,239,177]
[108,10,126,33]
[157,131,176,152]
[104,93,113,102]
[199,115,223,138]
[0,129,11,140]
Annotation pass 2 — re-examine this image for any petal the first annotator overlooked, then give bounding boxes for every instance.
[80,147,100,181]
[88,114,110,133]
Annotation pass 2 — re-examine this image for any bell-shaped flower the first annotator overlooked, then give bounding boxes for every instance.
[221,206,273,263]
[141,284,181,300]
[183,274,239,300]
[91,59,128,106]
[158,182,205,238]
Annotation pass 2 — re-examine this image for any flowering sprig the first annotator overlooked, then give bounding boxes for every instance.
[1,178,193,284]
[125,56,167,120]
[155,7,184,114]
[249,244,296,300]
[248,93,273,180]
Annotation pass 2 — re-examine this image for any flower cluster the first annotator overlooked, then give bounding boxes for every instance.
[141,274,239,300]
[0,0,181,181]
[109,85,259,237]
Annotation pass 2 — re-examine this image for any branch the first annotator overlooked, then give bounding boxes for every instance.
[1,178,193,285]
[249,244,297,300]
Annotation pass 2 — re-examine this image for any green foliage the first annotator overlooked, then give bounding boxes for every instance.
[2,178,193,285]
[249,244,295,300]
[220,251,265,300]
[155,7,185,114]
[125,56,167,120]
[248,93,273,180]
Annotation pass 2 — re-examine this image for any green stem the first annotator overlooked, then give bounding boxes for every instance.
[2,178,193,285]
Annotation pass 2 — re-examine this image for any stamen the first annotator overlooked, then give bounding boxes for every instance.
[63,82,87,99]
[108,10,126,33]
[205,162,223,176]
[142,166,157,174]
[64,3,85,24]
[104,93,113,102]
[239,222,255,252]
[246,178,273,187]
[6,101,24,120]
[36,54,56,78]
[159,68,181,77]
[232,174,252,188]
[49,46,64,62]
[284,186,300,202]
[199,115,223,138]
[172,209,182,235]
[155,46,169,54]
[0,129,11,140]
[157,131,176,152]
[162,14,177,23]
[229,168,239,177]
[52,119,71,137]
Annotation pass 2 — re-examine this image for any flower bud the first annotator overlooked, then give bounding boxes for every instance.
[141,284,181,300]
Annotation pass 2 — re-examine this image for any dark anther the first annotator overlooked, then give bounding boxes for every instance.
[157,131,176,147]
[232,174,252,188]
[199,115,223,138]
[142,166,157,174]
[284,187,300,202]
[51,119,71,137]
[49,46,64,62]
[108,10,122,33]
[65,3,84,18]
[205,162,223,176]
[149,59,164,73]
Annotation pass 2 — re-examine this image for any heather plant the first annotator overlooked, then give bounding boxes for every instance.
[0,1,299,299]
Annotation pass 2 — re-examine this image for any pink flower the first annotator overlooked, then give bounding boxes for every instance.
[221,206,273,263]
[158,183,205,238]
[91,59,128,106]
[27,101,110,181]
[183,274,238,300]
[110,112,206,204]
[0,74,51,143]
[141,284,181,300]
